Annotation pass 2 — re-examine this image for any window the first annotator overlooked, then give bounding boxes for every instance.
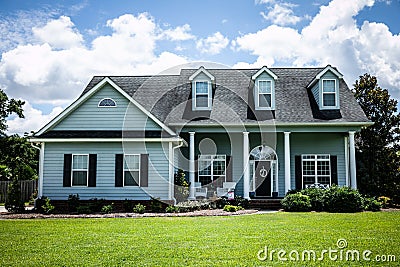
[124,154,140,186]
[198,155,226,186]
[302,155,331,188]
[72,154,88,186]
[322,80,336,107]
[98,98,116,107]
[255,80,274,110]
[194,81,211,109]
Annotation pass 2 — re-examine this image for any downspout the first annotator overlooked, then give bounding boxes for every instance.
[171,140,184,205]
[31,142,44,200]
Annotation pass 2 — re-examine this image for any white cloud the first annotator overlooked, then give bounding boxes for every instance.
[234,0,400,99]
[196,32,229,55]
[0,13,188,109]
[160,24,195,41]
[7,101,63,135]
[32,16,83,49]
[260,3,301,26]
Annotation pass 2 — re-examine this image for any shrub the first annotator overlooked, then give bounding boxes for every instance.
[76,205,92,214]
[41,197,55,214]
[34,196,48,213]
[89,198,106,212]
[123,199,134,212]
[378,196,391,208]
[150,197,163,212]
[165,205,178,213]
[5,180,25,213]
[133,203,146,214]
[301,187,325,211]
[101,204,114,214]
[67,194,80,212]
[281,192,311,212]
[214,196,248,209]
[363,197,382,212]
[322,186,363,213]
[223,205,243,212]
[176,200,210,212]
[174,169,189,203]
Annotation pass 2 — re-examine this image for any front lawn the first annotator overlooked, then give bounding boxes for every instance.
[1,212,399,266]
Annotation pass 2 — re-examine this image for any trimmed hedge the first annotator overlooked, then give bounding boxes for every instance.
[282,186,382,213]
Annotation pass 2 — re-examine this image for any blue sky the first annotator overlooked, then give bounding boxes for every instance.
[0,0,399,134]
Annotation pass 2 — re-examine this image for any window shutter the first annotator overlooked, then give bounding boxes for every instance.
[115,154,123,187]
[195,157,198,183]
[295,155,302,190]
[63,154,72,187]
[225,156,233,182]
[88,154,97,187]
[330,156,338,186]
[140,154,149,187]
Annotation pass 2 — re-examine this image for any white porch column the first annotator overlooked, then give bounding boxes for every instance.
[243,132,250,199]
[344,136,350,187]
[188,132,196,200]
[349,131,357,189]
[284,132,291,193]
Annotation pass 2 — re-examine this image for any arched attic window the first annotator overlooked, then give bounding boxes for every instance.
[98,98,117,107]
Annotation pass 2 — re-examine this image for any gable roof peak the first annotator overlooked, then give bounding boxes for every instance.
[252,66,278,80]
[189,66,215,81]
[306,65,343,88]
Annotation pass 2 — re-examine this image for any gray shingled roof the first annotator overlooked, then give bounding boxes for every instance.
[82,67,370,126]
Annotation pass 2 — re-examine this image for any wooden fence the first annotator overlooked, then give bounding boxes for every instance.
[0,180,38,203]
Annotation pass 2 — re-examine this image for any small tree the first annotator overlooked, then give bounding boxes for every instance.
[353,74,400,203]
[174,169,189,203]
[0,89,24,137]
[5,180,25,213]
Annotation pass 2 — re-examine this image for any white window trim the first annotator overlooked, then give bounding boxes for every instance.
[193,80,212,110]
[98,98,117,107]
[71,154,89,187]
[321,79,339,109]
[301,154,331,188]
[197,155,226,184]
[255,79,275,110]
[123,154,141,187]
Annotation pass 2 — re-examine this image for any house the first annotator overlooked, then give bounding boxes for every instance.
[30,65,372,202]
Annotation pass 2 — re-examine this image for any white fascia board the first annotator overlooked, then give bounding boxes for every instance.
[36,77,176,136]
[307,65,344,89]
[168,121,374,127]
[29,137,183,143]
[189,66,215,81]
[251,66,278,80]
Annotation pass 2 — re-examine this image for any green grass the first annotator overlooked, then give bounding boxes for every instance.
[0,212,399,266]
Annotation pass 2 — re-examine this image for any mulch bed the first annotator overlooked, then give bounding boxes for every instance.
[0,209,259,219]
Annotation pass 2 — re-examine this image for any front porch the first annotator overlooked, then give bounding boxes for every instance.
[177,130,358,202]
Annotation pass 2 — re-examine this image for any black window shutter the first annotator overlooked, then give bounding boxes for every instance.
[330,155,338,186]
[63,154,72,187]
[225,156,233,182]
[295,155,302,190]
[140,154,149,187]
[115,154,123,187]
[194,156,198,183]
[88,154,97,187]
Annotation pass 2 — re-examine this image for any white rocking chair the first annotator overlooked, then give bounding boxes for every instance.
[216,182,237,197]
[194,182,207,198]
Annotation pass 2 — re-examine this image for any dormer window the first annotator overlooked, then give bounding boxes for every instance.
[194,81,211,109]
[189,66,215,111]
[98,98,116,107]
[322,79,337,107]
[256,80,273,109]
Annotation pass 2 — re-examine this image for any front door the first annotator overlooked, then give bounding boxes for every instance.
[254,160,272,197]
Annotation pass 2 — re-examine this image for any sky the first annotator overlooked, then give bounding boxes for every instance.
[0,0,399,135]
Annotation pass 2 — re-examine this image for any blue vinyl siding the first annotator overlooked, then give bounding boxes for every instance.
[311,83,320,106]
[53,84,160,131]
[42,142,169,200]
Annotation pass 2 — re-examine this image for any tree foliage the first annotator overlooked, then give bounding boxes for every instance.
[353,74,400,203]
[0,135,38,181]
[0,88,24,137]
